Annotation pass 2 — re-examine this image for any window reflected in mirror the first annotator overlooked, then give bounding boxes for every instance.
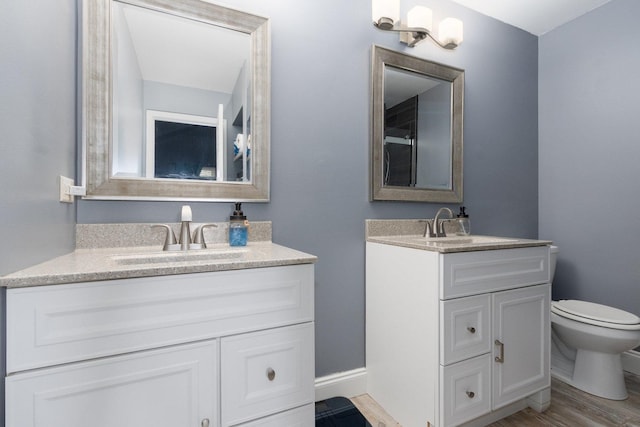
[148,112,218,180]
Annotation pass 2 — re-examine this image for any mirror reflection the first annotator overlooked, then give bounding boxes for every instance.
[370,45,464,203]
[82,0,270,201]
[112,1,251,183]
[384,66,452,189]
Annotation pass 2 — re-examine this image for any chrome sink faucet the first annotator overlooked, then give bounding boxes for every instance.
[179,205,193,251]
[424,207,455,238]
[152,205,218,251]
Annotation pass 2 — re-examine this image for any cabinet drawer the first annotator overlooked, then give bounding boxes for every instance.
[441,247,549,299]
[440,354,492,427]
[440,294,491,365]
[236,404,313,426]
[7,264,314,373]
[6,340,218,427]
[221,322,315,426]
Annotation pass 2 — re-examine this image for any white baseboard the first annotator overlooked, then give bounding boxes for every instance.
[622,350,640,375]
[315,367,367,402]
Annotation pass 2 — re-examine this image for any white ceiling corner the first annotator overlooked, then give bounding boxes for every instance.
[448,0,613,36]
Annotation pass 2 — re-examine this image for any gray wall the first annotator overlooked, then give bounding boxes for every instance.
[0,0,77,276]
[539,0,640,317]
[76,0,539,377]
[2,0,539,378]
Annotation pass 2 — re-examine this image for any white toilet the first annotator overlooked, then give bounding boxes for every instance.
[549,246,640,400]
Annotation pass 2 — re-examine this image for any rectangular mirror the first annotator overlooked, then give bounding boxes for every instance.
[82,0,270,201]
[370,45,464,202]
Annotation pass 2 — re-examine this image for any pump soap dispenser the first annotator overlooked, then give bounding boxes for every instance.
[456,206,470,236]
[229,202,249,246]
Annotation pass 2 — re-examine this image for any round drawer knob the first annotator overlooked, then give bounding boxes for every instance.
[466,391,475,399]
[467,326,476,334]
[267,367,276,381]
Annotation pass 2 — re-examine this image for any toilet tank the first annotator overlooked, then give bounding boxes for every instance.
[550,245,558,282]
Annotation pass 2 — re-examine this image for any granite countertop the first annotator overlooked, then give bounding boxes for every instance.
[365,219,551,253]
[366,234,552,253]
[0,242,317,288]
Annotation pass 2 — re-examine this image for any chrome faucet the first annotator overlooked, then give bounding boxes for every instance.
[151,224,179,251]
[179,205,193,251]
[152,206,218,251]
[423,219,435,237]
[192,223,218,249]
[431,207,455,238]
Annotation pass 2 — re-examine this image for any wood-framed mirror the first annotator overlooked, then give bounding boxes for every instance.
[81,0,270,201]
[370,45,464,203]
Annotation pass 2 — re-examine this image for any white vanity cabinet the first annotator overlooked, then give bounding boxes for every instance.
[6,340,219,427]
[5,264,315,427]
[366,243,550,427]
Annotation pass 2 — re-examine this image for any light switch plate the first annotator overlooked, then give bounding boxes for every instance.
[59,175,74,203]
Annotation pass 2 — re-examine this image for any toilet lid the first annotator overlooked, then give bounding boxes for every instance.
[553,300,640,325]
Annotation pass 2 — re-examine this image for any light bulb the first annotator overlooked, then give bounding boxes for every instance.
[407,6,432,32]
[372,0,400,28]
[439,17,463,47]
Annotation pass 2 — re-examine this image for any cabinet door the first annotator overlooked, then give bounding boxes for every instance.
[221,323,314,426]
[439,355,492,426]
[492,284,550,409]
[440,294,491,365]
[6,340,218,427]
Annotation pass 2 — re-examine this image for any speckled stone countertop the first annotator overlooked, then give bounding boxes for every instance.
[366,219,551,253]
[1,222,317,288]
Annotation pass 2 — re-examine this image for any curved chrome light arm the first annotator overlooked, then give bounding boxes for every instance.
[373,20,459,49]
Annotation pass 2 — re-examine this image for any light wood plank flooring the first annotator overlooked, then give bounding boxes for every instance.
[351,372,640,426]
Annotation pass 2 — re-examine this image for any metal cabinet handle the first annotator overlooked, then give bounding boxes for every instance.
[201,419,210,427]
[466,391,475,398]
[467,326,476,334]
[495,339,504,363]
[267,367,276,381]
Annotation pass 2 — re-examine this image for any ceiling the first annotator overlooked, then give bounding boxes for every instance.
[448,0,612,35]
[117,2,250,93]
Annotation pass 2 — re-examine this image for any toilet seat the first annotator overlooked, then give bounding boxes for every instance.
[552,300,640,330]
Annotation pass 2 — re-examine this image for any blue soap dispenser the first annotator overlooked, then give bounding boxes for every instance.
[229,202,248,246]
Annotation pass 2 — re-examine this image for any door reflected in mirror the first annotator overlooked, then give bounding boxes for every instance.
[370,45,464,203]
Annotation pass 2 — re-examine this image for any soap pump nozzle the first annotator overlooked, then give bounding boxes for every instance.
[456,206,470,236]
[231,202,246,220]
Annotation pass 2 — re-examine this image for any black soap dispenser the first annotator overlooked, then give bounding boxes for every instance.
[229,202,248,246]
[456,206,470,236]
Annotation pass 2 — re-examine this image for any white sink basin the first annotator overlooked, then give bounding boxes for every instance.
[111,248,248,265]
[404,235,519,246]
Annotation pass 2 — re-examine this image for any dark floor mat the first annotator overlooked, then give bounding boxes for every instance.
[315,396,372,426]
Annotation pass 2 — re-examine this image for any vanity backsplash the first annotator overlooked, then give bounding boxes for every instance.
[76,221,272,249]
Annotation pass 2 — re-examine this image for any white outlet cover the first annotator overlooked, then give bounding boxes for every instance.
[59,175,74,203]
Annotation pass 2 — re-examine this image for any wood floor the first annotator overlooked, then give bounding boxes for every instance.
[351,372,640,426]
